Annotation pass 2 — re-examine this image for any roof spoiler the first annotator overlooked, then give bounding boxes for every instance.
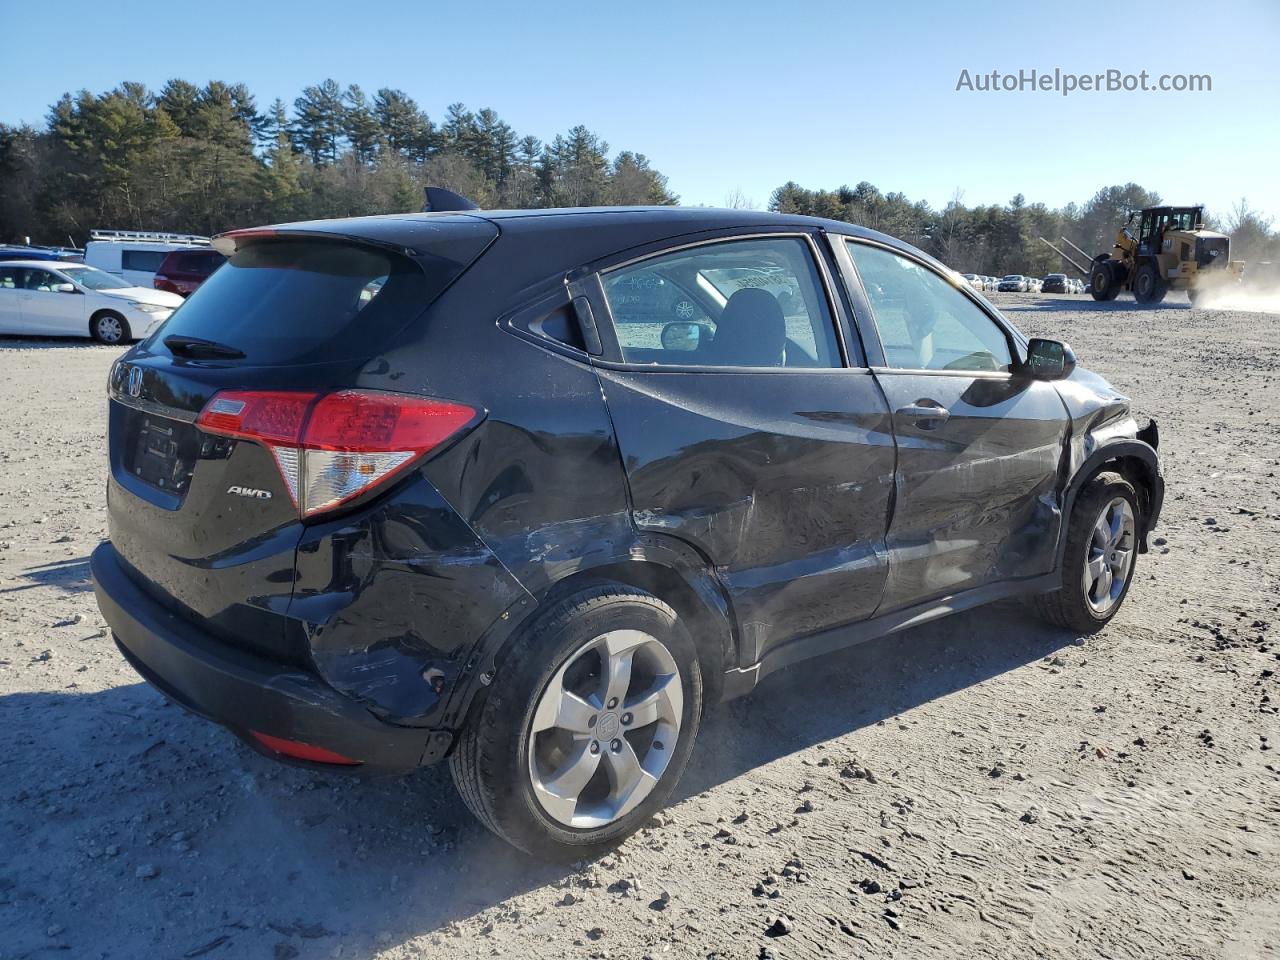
[422,187,480,213]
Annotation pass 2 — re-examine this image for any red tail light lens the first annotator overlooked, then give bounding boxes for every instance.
[198,391,314,445]
[153,275,180,294]
[196,389,477,517]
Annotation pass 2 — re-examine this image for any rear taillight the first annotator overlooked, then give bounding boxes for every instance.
[196,389,477,517]
[153,274,180,294]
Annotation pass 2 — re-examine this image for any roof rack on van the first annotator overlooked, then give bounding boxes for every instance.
[88,229,211,246]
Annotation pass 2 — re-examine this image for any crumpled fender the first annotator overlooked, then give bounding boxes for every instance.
[1052,366,1163,555]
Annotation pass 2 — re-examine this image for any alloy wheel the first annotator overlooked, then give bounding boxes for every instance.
[96,316,123,343]
[1082,497,1136,614]
[527,629,682,828]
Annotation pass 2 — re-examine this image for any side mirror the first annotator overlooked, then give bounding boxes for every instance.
[1024,337,1076,380]
[54,282,77,294]
[660,321,704,352]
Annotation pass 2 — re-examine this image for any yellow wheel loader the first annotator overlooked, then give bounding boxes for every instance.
[1089,205,1244,305]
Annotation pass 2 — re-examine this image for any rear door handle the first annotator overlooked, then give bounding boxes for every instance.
[896,401,950,428]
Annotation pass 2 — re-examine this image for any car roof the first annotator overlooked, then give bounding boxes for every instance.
[222,206,945,275]
[0,249,76,259]
[0,259,76,269]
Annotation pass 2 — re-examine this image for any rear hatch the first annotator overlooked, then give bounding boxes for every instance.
[106,218,496,665]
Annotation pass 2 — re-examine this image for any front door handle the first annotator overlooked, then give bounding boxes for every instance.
[896,400,950,429]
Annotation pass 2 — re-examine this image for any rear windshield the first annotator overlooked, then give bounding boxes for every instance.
[149,240,429,365]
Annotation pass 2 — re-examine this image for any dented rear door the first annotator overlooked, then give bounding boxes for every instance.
[590,232,896,663]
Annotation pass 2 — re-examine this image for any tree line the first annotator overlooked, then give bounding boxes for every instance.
[768,181,1280,277]
[0,79,677,245]
[3,78,1277,277]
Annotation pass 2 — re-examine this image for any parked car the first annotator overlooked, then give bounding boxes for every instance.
[84,229,212,288]
[0,260,183,343]
[1027,277,1043,293]
[153,248,227,297]
[998,274,1029,292]
[961,273,982,288]
[92,206,1164,858]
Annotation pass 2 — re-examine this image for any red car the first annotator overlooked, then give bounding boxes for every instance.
[153,248,225,297]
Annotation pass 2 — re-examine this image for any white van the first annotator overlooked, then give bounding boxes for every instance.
[84,229,212,288]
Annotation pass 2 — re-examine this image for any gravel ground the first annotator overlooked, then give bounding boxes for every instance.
[1,293,1277,960]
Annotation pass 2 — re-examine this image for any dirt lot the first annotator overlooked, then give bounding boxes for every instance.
[1,293,1277,960]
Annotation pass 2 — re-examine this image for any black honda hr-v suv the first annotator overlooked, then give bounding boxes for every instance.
[92,205,1162,857]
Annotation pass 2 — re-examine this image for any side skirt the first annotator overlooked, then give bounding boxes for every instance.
[719,573,1060,700]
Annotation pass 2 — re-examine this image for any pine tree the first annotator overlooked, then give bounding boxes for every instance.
[293,79,345,165]
[608,152,676,205]
[343,85,382,164]
[373,89,433,164]
[156,80,202,137]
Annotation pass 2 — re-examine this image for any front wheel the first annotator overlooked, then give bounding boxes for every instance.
[90,311,131,344]
[450,586,703,858]
[1133,262,1168,304]
[1034,471,1140,633]
[1090,262,1120,301]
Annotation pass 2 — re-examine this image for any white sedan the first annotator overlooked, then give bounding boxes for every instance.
[0,260,183,344]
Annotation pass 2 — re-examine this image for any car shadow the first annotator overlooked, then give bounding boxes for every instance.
[0,556,94,595]
[0,601,1078,957]
[684,599,1073,793]
[999,297,1191,313]
[0,334,127,349]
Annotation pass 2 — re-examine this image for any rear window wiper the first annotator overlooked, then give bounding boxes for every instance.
[163,335,246,360]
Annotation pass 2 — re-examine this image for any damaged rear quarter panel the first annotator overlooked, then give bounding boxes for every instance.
[289,474,530,724]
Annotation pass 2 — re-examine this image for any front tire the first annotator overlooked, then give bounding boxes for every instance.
[90,311,131,344]
[450,585,703,858]
[1133,262,1168,304]
[1090,261,1120,301]
[1035,471,1140,633]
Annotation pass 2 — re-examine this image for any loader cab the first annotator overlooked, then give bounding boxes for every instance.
[1136,206,1204,256]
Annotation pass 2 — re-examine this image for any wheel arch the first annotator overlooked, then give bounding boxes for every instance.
[539,558,734,705]
[88,307,128,341]
[1059,437,1162,564]
[444,544,737,731]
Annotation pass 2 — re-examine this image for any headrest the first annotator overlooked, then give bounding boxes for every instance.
[709,288,785,366]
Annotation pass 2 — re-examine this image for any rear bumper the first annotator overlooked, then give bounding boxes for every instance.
[91,541,449,773]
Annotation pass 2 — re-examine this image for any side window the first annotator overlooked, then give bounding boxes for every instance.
[846,242,1013,373]
[23,269,58,292]
[0,266,20,289]
[122,250,167,273]
[600,237,842,368]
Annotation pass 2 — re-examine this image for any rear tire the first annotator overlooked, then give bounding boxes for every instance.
[1034,471,1140,633]
[1133,262,1168,305]
[450,585,703,859]
[1186,287,1201,307]
[90,311,131,344]
[1090,261,1120,301]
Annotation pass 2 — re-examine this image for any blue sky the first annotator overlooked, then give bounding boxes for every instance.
[4,0,1278,222]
